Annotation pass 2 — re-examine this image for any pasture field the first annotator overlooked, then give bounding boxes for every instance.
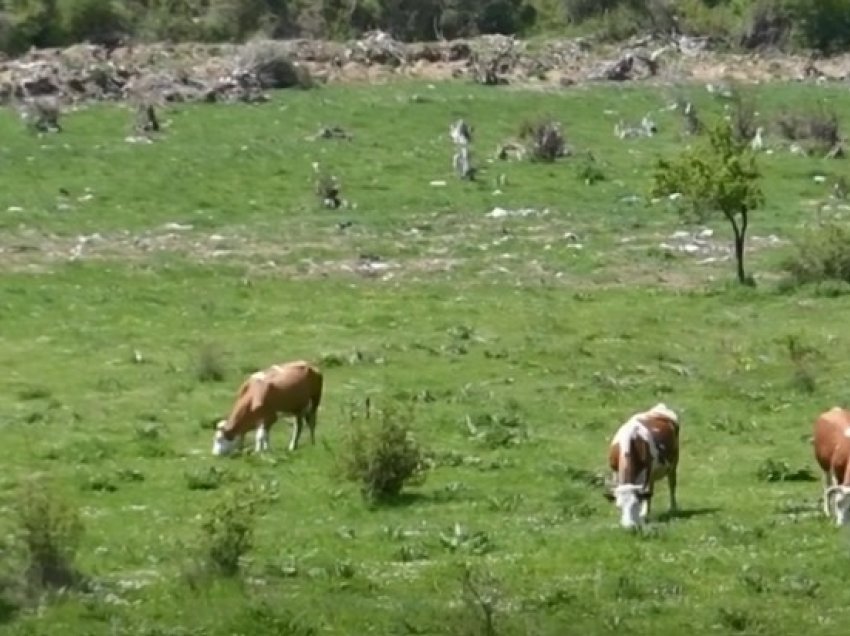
[2,79,850,635]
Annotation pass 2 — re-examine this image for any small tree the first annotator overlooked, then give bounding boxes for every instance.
[651,119,765,285]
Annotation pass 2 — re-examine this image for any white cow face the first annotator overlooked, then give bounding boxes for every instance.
[828,486,850,527]
[212,420,236,456]
[614,484,645,529]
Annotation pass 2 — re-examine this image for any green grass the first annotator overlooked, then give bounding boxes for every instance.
[2,79,850,635]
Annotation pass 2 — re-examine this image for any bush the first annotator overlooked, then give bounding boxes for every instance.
[3,0,64,50]
[200,0,268,42]
[739,0,792,49]
[185,465,227,491]
[15,479,85,592]
[56,0,128,45]
[561,0,622,22]
[197,489,257,577]
[518,117,567,162]
[339,402,427,505]
[195,343,227,383]
[222,600,318,635]
[785,0,850,54]
[782,222,850,285]
[729,89,759,143]
[775,104,841,154]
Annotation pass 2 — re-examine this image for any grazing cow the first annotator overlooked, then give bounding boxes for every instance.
[605,403,680,529]
[212,361,323,456]
[812,406,850,526]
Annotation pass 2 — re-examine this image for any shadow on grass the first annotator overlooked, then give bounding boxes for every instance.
[363,492,430,510]
[658,506,722,523]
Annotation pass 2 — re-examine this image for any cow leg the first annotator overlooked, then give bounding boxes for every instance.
[255,416,276,453]
[823,470,835,517]
[668,467,678,513]
[289,416,304,452]
[639,467,653,521]
[254,425,268,453]
[640,491,652,521]
[306,406,317,446]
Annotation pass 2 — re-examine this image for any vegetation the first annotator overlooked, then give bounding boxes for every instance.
[651,119,764,285]
[196,489,258,577]
[782,222,850,286]
[4,0,850,54]
[3,80,850,633]
[339,402,428,504]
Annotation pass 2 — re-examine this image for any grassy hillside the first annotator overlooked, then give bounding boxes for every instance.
[2,80,850,634]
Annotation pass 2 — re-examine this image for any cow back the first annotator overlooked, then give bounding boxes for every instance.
[643,415,679,468]
[814,407,850,478]
[263,361,323,416]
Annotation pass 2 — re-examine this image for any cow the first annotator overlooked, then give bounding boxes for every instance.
[605,403,680,529]
[812,406,850,526]
[212,361,323,456]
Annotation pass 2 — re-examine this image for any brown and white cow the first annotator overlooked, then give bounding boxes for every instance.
[605,403,680,529]
[212,360,323,456]
[812,406,850,526]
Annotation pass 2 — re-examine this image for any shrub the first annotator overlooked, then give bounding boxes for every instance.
[782,222,850,285]
[222,600,317,635]
[455,563,501,636]
[561,0,622,22]
[739,0,792,50]
[194,343,227,383]
[339,402,427,505]
[476,0,537,34]
[185,465,227,491]
[518,117,567,162]
[775,104,841,154]
[197,489,257,577]
[674,0,737,41]
[785,0,850,54]
[756,458,815,482]
[200,0,268,42]
[56,0,128,45]
[576,152,606,185]
[15,479,85,591]
[729,89,759,143]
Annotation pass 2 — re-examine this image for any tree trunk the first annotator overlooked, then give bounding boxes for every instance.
[726,208,750,285]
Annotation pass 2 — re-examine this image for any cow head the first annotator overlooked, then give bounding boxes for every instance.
[613,484,649,529]
[212,420,236,456]
[826,485,850,526]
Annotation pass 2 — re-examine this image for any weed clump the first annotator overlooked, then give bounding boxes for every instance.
[194,343,227,383]
[14,479,85,594]
[518,117,568,162]
[339,402,427,505]
[755,458,815,483]
[185,465,227,491]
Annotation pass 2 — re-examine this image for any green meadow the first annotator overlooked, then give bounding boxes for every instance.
[1,79,850,635]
